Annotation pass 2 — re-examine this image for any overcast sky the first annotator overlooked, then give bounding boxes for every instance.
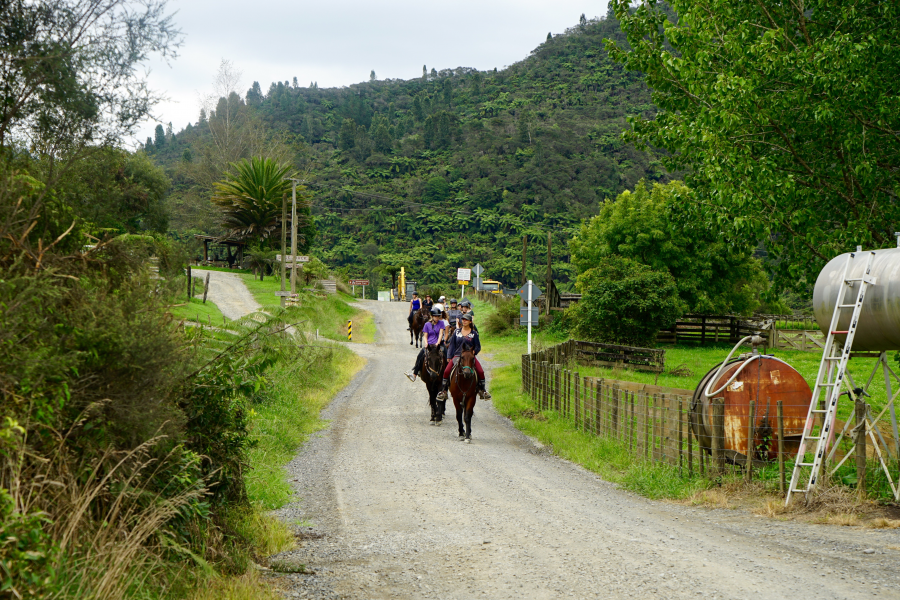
[135,0,607,144]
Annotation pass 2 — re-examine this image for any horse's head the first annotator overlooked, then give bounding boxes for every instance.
[459,343,476,379]
[424,344,443,372]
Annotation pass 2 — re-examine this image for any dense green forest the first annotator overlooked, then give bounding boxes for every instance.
[151,11,668,293]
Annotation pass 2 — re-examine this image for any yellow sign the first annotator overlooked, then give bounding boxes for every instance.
[458,281,468,287]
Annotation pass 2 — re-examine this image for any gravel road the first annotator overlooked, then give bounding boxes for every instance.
[260,300,900,600]
[190,269,261,320]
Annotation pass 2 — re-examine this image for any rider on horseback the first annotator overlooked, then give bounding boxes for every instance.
[405,307,446,382]
[407,292,422,331]
[437,312,492,400]
[447,298,462,331]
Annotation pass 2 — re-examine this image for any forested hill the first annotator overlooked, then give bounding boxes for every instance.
[154,13,668,292]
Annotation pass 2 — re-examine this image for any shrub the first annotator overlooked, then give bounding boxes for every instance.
[483,296,521,334]
[568,255,684,346]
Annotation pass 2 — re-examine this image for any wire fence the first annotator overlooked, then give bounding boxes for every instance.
[522,340,900,498]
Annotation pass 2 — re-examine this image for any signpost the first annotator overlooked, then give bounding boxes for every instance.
[457,268,471,298]
[349,279,369,298]
[472,263,484,291]
[276,254,310,265]
[518,280,543,354]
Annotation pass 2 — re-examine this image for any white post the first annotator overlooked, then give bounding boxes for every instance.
[362,285,366,299]
[352,284,356,297]
[461,283,465,299]
[290,180,298,297]
[527,279,533,354]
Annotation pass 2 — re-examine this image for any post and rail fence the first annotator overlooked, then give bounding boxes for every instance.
[520,340,886,494]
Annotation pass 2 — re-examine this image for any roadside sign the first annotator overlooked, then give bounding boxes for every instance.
[457,280,468,286]
[274,291,299,297]
[519,307,539,325]
[517,282,543,302]
[349,279,369,286]
[457,268,471,281]
[472,263,484,276]
[276,254,310,263]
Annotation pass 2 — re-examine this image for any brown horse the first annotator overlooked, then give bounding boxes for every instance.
[410,306,428,347]
[419,344,446,425]
[450,346,479,442]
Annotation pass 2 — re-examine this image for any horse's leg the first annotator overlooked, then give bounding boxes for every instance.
[465,395,475,440]
[429,386,436,424]
[455,397,465,438]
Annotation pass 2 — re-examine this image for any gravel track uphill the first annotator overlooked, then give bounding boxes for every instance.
[190,270,261,320]
[256,300,900,599]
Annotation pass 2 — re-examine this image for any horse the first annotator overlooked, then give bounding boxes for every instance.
[410,306,428,347]
[450,345,479,442]
[419,344,446,425]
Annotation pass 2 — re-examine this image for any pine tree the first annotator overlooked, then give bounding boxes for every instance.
[292,77,298,87]
[422,65,427,80]
[339,118,356,150]
[370,70,377,81]
[442,79,452,108]
[145,136,153,152]
[412,96,424,121]
[547,32,552,40]
[579,13,587,27]
[154,124,165,148]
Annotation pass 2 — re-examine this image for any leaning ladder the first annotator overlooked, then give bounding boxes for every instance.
[786,251,877,505]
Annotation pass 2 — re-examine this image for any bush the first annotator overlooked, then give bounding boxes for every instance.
[483,296,521,334]
[568,255,684,346]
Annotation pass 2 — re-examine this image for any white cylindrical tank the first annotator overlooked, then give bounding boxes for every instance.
[813,247,900,351]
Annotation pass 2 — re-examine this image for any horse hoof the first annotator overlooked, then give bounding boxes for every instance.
[436,421,441,426]
[466,438,472,444]
[430,421,435,426]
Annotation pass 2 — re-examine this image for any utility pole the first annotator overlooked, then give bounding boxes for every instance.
[280,192,287,308]
[521,235,528,286]
[290,180,298,297]
[546,232,552,315]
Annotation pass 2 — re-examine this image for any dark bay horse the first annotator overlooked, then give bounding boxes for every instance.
[419,344,446,425]
[450,346,479,442]
[410,306,428,347]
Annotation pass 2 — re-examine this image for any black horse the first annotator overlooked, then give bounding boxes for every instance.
[410,306,428,347]
[419,344,446,425]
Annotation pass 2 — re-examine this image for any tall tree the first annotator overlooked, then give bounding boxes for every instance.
[607,0,900,288]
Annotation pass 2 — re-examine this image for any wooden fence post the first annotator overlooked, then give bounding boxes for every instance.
[186,265,192,297]
[611,384,620,441]
[630,391,635,452]
[687,400,694,478]
[856,398,867,496]
[678,397,684,477]
[645,394,652,461]
[777,400,785,494]
[555,365,561,411]
[574,372,581,429]
[746,400,755,482]
[711,397,725,475]
[202,272,211,303]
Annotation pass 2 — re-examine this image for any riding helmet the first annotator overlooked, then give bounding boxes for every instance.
[450,298,457,304]
[430,306,442,315]
[460,312,473,322]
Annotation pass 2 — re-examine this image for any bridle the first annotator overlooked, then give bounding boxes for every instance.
[424,345,443,377]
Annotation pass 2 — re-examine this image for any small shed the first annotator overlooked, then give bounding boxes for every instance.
[194,235,247,267]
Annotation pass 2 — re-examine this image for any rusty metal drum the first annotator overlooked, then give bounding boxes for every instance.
[690,356,812,462]
[814,248,900,351]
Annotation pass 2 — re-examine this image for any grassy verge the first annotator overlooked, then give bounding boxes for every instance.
[170,293,228,325]
[247,348,365,509]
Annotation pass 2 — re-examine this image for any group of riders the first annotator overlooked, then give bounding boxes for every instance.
[404,292,492,401]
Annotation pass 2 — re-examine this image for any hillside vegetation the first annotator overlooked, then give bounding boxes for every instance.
[152,12,668,292]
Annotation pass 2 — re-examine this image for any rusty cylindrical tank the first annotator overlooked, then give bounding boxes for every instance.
[814,247,900,351]
[690,355,812,463]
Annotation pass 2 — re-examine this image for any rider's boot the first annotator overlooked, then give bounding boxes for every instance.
[436,379,449,400]
[437,400,446,416]
[477,379,492,400]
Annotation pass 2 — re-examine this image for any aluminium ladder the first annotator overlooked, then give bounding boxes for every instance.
[785,251,877,505]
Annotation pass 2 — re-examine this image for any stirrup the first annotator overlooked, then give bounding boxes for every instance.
[436,390,447,400]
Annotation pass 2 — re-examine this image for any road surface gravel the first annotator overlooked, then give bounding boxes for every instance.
[248,298,899,599]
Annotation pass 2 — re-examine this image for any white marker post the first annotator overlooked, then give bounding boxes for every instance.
[518,280,542,355]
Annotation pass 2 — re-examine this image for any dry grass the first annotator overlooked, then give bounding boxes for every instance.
[867,517,900,529]
[817,512,861,526]
[2,415,210,600]
[688,489,729,508]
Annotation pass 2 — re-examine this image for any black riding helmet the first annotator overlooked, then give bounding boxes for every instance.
[430,306,442,316]
[460,300,472,308]
[450,298,458,304]
[460,312,473,322]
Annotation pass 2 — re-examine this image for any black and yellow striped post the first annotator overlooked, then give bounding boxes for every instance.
[347,320,352,342]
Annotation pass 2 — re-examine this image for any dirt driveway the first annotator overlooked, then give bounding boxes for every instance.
[261,300,898,599]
